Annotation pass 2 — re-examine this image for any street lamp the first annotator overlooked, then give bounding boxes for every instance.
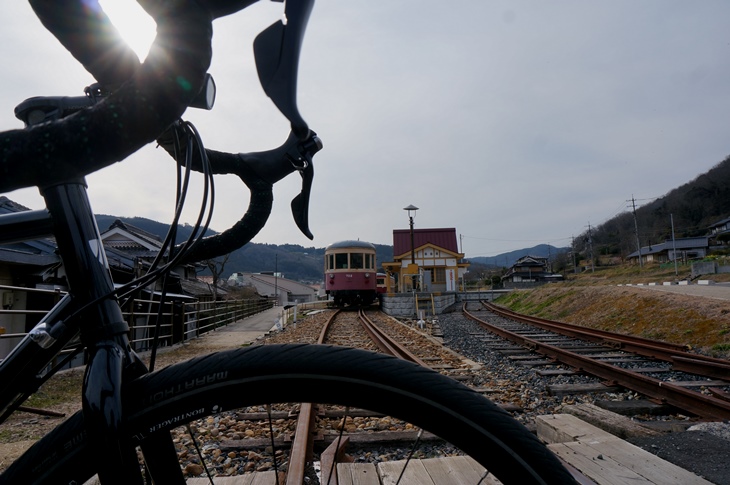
[403,204,418,266]
[403,204,418,310]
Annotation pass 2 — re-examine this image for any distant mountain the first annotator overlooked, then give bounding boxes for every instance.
[95,214,570,279]
[95,215,393,283]
[467,244,569,268]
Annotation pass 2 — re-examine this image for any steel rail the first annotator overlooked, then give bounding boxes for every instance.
[482,301,730,375]
[286,309,340,485]
[290,309,429,483]
[357,309,427,367]
[482,301,687,352]
[464,304,730,420]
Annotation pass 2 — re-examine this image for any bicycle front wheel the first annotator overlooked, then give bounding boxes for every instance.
[1,343,576,484]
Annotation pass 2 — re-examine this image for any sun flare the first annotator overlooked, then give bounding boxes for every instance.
[99,0,156,60]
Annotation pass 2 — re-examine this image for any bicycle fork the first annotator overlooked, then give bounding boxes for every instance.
[41,180,184,484]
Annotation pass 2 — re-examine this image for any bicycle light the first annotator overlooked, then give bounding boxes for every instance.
[189,73,216,110]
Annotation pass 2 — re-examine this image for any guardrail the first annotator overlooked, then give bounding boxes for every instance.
[279,300,330,327]
[0,283,275,361]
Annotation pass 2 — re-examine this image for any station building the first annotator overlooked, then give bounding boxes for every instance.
[381,227,469,293]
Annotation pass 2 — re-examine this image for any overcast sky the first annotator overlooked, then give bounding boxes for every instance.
[1,1,729,258]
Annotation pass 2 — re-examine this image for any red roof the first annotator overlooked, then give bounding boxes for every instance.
[393,228,459,257]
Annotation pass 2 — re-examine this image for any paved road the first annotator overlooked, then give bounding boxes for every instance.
[201,306,284,348]
[631,282,730,301]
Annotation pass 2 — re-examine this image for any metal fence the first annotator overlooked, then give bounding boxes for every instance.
[0,283,275,362]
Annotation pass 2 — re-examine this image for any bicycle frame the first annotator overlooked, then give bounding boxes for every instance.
[0,178,160,482]
[0,2,319,480]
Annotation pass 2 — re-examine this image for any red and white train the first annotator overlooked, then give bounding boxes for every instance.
[324,240,378,306]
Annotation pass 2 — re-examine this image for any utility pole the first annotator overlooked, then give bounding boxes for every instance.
[571,235,578,274]
[670,214,678,277]
[586,223,595,273]
[629,195,643,270]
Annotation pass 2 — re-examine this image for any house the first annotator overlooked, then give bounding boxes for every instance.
[99,219,223,301]
[1,197,68,358]
[708,216,730,243]
[502,255,562,286]
[626,237,710,265]
[228,272,317,305]
[381,228,469,293]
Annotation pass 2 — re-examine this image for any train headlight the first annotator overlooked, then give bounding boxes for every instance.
[365,273,370,278]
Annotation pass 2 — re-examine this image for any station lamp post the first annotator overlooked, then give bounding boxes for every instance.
[403,205,418,292]
[404,205,418,265]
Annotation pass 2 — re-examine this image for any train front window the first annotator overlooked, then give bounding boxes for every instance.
[351,253,364,269]
[335,253,348,269]
[365,254,372,269]
[327,254,334,270]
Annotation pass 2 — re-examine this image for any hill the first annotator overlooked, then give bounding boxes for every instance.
[573,156,730,263]
[468,244,569,269]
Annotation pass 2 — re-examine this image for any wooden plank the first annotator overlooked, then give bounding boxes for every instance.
[455,455,503,485]
[559,403,662,439]
[515,359,556,367]
[619,367,672,374]
[547,442,652,485]
[250,471,278,485]
[670,379,729,388]
[472,386,499,393]
[547,383,621,396]
[588,439,714,485]
[538,414,714,485]
[421,456,501,485]
[420,456,472,484]
[594,398,672,417]
[320,436,350,485]
[536,369,576,376]
[506,354,543,360]
[378,459,434,485]
[337,463,380,485]
[187,476,254,484]
[536,414,618,445]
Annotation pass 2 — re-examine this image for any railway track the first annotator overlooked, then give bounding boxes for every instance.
[287,308,477,484]
[464,301,730,420]
[173,305,730,483]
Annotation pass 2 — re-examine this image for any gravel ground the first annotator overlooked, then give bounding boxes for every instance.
[630,427,730,485]
[4,305,728,483]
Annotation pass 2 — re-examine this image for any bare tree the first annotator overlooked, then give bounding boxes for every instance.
[203,253,231,301]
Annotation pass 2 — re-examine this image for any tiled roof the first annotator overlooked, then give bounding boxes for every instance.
[393,228,459,257]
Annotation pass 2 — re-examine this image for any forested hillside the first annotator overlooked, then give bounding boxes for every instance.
[573,156,730,262]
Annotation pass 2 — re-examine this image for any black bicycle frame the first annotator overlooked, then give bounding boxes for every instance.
[0,178,164,482]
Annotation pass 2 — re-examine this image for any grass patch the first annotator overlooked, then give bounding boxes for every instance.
[24,370,83,409]
[494,282,730,350]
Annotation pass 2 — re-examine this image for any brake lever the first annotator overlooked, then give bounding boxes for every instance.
[288,133,322,240]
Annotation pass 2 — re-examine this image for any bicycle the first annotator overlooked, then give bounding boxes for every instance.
[0,1,577,484]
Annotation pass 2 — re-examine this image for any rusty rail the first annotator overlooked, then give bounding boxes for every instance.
[288,309,431,484]
[357,310,427,367]
[482,301,730,376]
[286,309,340,485]
[465,304,730,420]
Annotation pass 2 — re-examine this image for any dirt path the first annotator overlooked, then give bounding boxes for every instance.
[0,307,282,472]
[634,282,730,301]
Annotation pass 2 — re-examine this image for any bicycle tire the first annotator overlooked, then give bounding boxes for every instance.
[1,344,576,484]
